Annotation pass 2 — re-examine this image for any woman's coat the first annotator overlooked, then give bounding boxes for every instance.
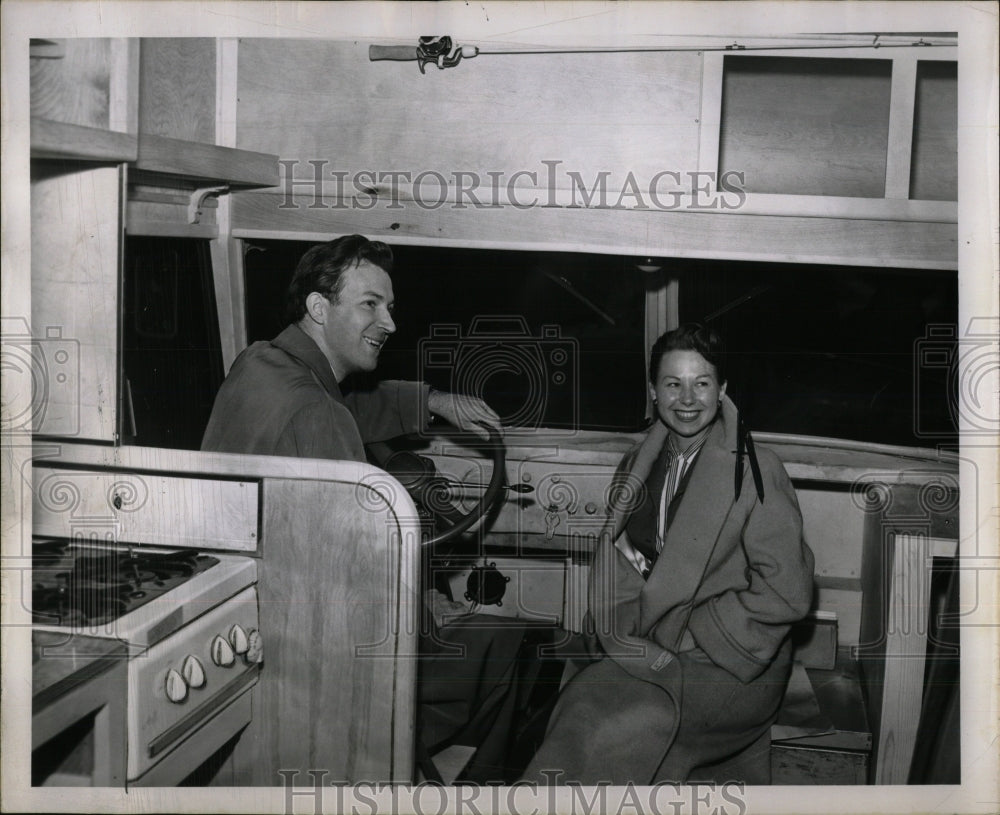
[593,395,815,686]
[523,396,814,784]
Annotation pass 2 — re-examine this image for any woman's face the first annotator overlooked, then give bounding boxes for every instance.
[649,349,727,438]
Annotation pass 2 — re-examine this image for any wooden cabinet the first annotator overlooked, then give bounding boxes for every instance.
[32,632,129,786]
[28,38,278,442]
[30,162,124,442]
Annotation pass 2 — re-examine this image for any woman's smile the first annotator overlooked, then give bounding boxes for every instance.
[650,349,726,438]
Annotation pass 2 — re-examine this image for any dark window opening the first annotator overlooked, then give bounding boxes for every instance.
[244,241,650,433]
[673,258,958,448]
[244,241,957,448]
[122,236,224,450]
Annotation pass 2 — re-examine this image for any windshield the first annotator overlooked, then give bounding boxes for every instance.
[674,259,958,448]
[244,242,957,448]
[244,242,651,432]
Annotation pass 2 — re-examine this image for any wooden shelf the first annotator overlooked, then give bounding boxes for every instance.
[134,133,278,188]
[31,118,279,190]
[31,118,138,163]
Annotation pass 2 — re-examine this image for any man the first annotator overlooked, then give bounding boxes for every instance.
[202,234,500,458]
[202,235,525,783]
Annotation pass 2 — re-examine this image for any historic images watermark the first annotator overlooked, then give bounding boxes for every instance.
[0,316,80,438]
[277,160,748,211]
[914,317,1000,441]
[417,317,579,435]
[279,771,748,815]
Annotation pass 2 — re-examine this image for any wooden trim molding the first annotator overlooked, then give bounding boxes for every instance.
[885,54,919,199]
[232,191,957,270]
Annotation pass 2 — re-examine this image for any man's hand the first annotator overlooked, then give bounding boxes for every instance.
[427,389,503,440]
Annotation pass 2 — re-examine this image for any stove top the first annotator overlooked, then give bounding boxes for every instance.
[30,540,257,648]
[31,539,221,626]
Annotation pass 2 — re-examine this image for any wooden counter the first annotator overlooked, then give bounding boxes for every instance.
[32,631,128,787]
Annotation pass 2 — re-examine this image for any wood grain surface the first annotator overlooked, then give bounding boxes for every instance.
[231,478,419,784]
[236,40,702,188]
[31,39,113,129]
[232,189,957,269]
[31,164,123,442]
[139,39,217,144]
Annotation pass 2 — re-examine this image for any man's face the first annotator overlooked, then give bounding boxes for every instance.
[321,260,396,378]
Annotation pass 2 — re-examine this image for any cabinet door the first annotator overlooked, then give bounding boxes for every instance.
[31,163,123,442]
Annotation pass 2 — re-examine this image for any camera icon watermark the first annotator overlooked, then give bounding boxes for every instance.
[1,316,80,436]
[914,317,999,440]
[418,316,579,436]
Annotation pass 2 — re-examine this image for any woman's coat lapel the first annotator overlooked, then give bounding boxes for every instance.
[604,396,742,651]
[641,399,740,648]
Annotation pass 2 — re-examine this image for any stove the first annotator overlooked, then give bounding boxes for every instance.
[31,539,260,785]
[32,540,221,628]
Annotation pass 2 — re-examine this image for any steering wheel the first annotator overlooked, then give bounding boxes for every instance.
[368,426,507,548]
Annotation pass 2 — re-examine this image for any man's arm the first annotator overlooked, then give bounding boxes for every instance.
[343,380,430,443]
[345,381,503,444]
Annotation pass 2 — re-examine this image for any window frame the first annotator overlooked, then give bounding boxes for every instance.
[697,46,958,225]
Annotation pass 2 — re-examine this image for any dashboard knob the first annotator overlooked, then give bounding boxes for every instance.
[165,668,188,703]
[182,655,206,688]
[229,623,249,654]
[211,634,236,667]
[244,629,264,664]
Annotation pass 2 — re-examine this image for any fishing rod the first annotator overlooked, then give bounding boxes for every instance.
[369,34,953,72]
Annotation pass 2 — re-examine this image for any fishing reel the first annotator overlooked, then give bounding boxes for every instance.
[369,36,480,73]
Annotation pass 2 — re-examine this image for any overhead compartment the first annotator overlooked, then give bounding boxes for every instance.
[228,36,957,270]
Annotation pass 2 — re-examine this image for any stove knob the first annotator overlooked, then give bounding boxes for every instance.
[165,668,188,703]
[229,623,249,654]
[245,628,264,665]
[211,634,236,667]
[182,655,206,688]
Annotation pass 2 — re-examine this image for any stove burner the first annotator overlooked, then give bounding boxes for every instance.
[31,540,220,626]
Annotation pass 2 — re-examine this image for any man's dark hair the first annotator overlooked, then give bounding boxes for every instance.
[284,235,394,326]
[648,323,727,384]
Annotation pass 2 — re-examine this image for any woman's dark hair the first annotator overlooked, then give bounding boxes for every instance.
[648,323,727,384]
[284,235,394,326]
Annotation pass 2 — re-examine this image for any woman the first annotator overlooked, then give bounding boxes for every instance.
[522,324,815,785]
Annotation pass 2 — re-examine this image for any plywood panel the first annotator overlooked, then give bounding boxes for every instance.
[232,190,958,270]
[795,487,865,582]
[31,164,122,442]
[30,39,112,129]
[719,56,892,198]
[139,38,217,143]
[236,39,702,189]
[232,478,418,784]
[910,61,958,201]
[32,467,259,550]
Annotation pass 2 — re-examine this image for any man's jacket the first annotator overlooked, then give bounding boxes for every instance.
[201,324,428,461]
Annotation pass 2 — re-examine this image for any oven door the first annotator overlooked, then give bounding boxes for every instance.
[127,585,261,785]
